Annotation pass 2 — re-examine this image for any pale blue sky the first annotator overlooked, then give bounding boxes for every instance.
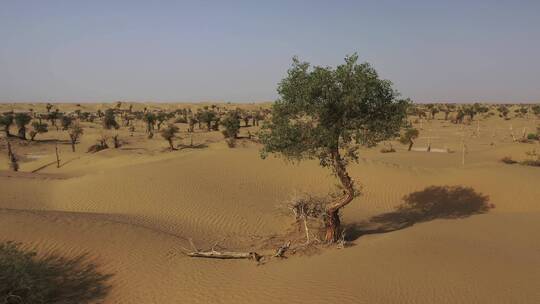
[1,0,539,103]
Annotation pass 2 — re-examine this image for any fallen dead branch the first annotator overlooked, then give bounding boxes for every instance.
[184,239,262,261]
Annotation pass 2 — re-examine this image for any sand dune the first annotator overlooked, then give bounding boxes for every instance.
[1,103,539,303]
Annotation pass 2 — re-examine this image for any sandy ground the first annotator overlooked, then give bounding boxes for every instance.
[1,102,539,303]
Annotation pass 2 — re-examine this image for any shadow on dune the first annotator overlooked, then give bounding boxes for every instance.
[345,185,494,241]
[0,241,113,304]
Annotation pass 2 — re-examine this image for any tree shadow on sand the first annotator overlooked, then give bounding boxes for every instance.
[0,241,113,304]
[345,185,494,241]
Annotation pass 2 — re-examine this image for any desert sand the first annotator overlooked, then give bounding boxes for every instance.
[1,102,539,303]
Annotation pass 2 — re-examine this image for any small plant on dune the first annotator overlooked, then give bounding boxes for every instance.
[14,113,32,140]
[261,54,409,242]
[500,156,517,164]
[0,241,112,304]
[0,113,14,137]
[102,109,119,130]
[380,142,396,153]
[221,111,241,148]
[160,124,179,150]
[68,123,84,152]
[527,133,539,141]
[400,127,419,151]
[522,149,540,167]
[29,121,48,141]
[87,135,109,153]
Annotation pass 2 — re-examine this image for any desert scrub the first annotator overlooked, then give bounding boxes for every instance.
[0,241,111,304]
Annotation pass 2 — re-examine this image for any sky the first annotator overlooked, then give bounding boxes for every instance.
[1,0,539,103]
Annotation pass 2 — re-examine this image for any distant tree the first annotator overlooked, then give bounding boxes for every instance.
[14,113,32,140]
[143,112,156,138]
[156,112,168,130]
[45,103,53,113]
[498,105,509,118]
[102,109,119,130]
[260,54,409,242]
[531,104,540,117]
[241,110,251,127]
[0,113,14,137]
[29,121,48,141]
[48,110,61,130]
[199,110,217,131]
[400,128,419,151]
[220,111,241,139]
[160,124,179,150]
[441,104,454,120]
[61,115,73,130]
[426,104,439,119]
[67,124,84,152]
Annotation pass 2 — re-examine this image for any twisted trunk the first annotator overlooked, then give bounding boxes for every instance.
[325,148,355,243]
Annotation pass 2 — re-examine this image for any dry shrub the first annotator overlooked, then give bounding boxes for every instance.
[501,156,517,164]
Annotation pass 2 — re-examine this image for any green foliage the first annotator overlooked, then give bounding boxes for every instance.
[143,112,156,133]
[260,53,409,169]
[399,128,419,144]
[30,121,48,140]
[102,109,119,130]
[14,113,32,139]
[220,111,241,139]
[199,110,217,130]
[61,115,73,130]
[532,105,540,116]
[0,113,14,135]
[160,124,179,141]
[0,241,111,303]
[14,113,31,129]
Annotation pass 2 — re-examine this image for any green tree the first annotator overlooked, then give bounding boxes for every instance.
[260,54,409,242]
[29,121,48,141]
[220,111,241,139]
[0,113,14,137]
[68,124,84,152]
[160,124,179,150]
[199,110,217,131]
[61,115,73,130]
[400,128,419,151]
[14,113,32,140]
[143,112,156,138]
[103,109,119,130]
[156,112,169,130]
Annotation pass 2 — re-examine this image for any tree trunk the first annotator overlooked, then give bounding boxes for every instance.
[18,127,26,140]
[408,140,414,151]
[71,140,76,152]
[55,144,60,168]
[325,148,355,243]
[168,139,175,150]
